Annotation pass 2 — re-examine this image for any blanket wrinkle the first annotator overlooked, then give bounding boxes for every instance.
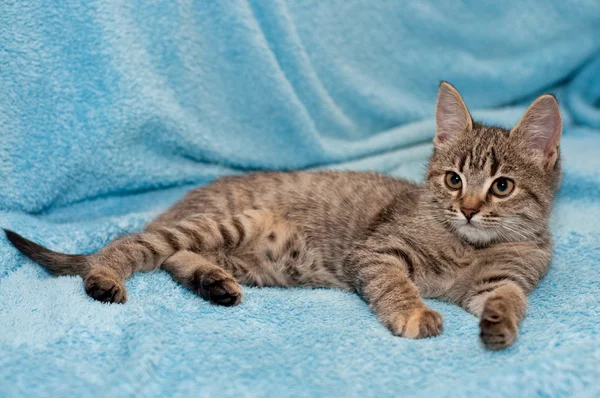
[1,1,600,396]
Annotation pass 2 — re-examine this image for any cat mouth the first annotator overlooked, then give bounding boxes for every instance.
[460,222,481,232]
[448,217,495,240]
[457,218,478,227]
[453,220,500,245]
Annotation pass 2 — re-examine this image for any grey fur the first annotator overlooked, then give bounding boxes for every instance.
[5,82,562,349]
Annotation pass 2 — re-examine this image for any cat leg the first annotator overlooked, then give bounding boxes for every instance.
[456,278,526,350]
[162,250,242,306]
[476,283,526,350]
[344,246,443,339]
[82,232,165,304]
[84,210,275,303]
[450,242,549,350]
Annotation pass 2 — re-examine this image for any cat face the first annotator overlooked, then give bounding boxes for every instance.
[426,83,562,246]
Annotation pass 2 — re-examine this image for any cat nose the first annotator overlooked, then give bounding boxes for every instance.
[461,208,479,220]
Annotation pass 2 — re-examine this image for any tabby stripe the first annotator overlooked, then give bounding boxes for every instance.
[322,259,340,276]
[439,252,454,270]
[177,224,205,253]
[225,189,236,214]
[471,284,504,298]
[366,197,400,234]
[428,259,444,275]
[219,223,234,249]
[516,268,538,288]
[247,189,258,211]
[469,149,476,168]
[458,152,467,173]
[374,247,415,280]
[232,216,246,245]
[160,229,181,251]
[223,256,239,276]
[388,287,417,312]
[516,212,535,222]
[119,246,140,266]
[490,148,499,176]
[138,245,149,265]
[133,240,153,264]
[370,281,400,306]
[522,186,544,208]
[283,237,295,253]
[177,223,199,242]
[135,237,159,258]
[288,265,302,282]
[413,244,442,275]
[477,274,527,291]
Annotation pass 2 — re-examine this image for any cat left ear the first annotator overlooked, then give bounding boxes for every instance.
[435,82,473,145]
[511,94,562,169]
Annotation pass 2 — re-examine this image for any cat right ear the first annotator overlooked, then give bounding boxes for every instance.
[510,94,562,170]
[435,82,473,145]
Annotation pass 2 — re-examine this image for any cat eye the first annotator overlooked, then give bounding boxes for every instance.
[444,172,462,190]
[490,177,515,197]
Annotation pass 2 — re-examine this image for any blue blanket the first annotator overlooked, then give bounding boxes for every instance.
[1,1,600,396]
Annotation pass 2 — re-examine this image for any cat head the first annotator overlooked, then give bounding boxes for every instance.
[426,82,562,246]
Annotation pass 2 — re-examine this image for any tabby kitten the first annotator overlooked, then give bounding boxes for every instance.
[5,82,562,350]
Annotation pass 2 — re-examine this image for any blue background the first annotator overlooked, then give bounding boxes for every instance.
[1,1,599,396]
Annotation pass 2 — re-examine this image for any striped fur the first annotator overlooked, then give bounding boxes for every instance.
[5,83,562,350]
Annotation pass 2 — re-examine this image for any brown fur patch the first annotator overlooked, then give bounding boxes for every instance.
[398,307,444,339]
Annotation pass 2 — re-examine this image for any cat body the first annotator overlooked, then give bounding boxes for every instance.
[153,170,470,295]
[5,83,562,349]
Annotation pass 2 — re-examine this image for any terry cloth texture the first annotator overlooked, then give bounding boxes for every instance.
[1,1,599,396]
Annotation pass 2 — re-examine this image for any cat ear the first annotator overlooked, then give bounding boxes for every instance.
[511,94,562,168]
[435,82,473,145]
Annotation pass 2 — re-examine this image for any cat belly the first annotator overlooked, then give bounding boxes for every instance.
[209,212,351,290]
[220,250,350,290]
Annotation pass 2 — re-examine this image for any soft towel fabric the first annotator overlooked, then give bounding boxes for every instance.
[1,1,600,396]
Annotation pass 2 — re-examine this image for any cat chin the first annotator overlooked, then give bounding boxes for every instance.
[454,223,498,246]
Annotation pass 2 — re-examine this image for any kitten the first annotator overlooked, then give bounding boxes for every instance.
[5,82,562,350]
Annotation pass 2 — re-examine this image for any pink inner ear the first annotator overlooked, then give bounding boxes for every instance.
[435,84,471,143]
[516,96,562,154]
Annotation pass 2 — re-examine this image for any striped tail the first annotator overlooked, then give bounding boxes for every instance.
[4,229,89,276]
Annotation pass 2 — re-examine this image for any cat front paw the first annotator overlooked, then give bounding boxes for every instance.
[390,307,443,339]
[480,297,518,350]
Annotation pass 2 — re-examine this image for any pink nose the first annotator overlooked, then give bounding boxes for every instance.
[461,208,479,220]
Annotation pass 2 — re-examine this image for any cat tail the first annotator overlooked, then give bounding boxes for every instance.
[4,229,90,276]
